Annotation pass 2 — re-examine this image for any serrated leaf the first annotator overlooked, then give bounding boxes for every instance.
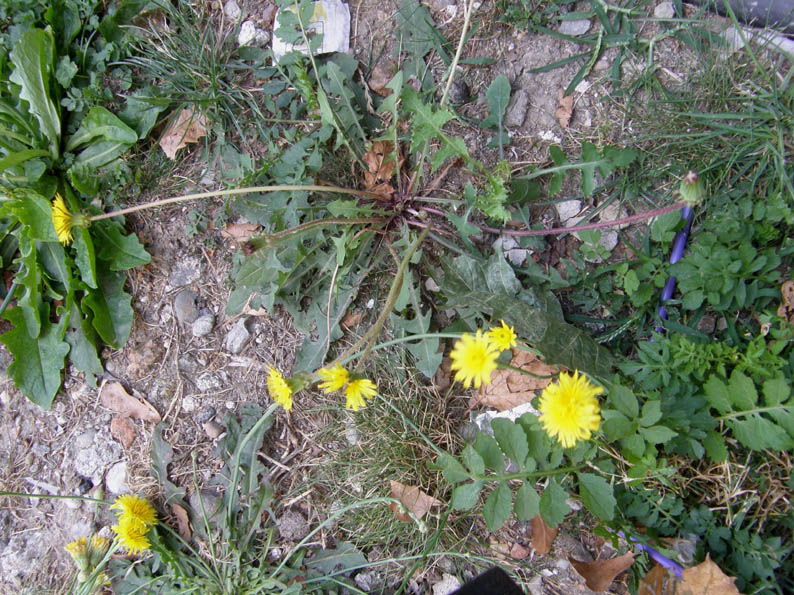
[703,375,732,415]
[451,481,483,510]
[435,453,470,484]
[485,252,521,296]
[0,304,68,409]
[82,268,133,349]
[728,416,792,451]
[703,430,728,463]
[639,425,678,444]
[492,418,529,469]
[548,146,567,197]
[461,444,485,476]
[305,542,367,575]
[577,473,615,521]
[93,222,151,270]
[539,479,569,528]
[763,376,790,406]
[727,370,758,411]
[483,483,512,531]
[601,410,634,440]
[639,400,662,426]
[8,190,58,241]
[622,434,646,458]
[474,433,504,473]
[514,482,540,521]
[64,301,102,388]
[15,235,42,338]
[609,384,638,418]
[580,142,599,197]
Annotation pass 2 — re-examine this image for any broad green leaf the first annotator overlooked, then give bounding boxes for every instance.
[622,434,646,458]
[73,227,97,289]
[729,416,792,451]
[763,376,790,406]
[0,304,69,409]
[601,410,634,440]
[0,149,50,174]
[609,384,638,418]
[514,482,540,521]
[15,236,42,338]
[64,302,102,388]
[474,433,504,473]
[8,190,58,242]
[461,444,485,476]
[82,268,133,349]
[451,481,483,511]
[492,418,529,469]
[37,241,70,296]
[435,453,470,484]
[483,483,512,531]
[639,425,678,444]
[65,106,137,152]
[390,273,442,378]
[728,370,758,411]
[73,140,133,169]
[539,479,569,528]
[396,0,438,61]
[9,29,61,156]
[577,473,615,521]
[548,146,567,197]
[703,430,728,463]
[93,223,151,270]
[580,142,599,197]
[639,400,662,426]
[305,542,367,575]
[703,375,732,414]
[485,252,521,296]
[482,75,511,129]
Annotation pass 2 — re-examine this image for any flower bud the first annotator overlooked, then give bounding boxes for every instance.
[679,171,705,206]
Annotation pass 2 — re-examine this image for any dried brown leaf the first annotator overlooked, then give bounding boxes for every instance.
[530,514,558,555]
[368,62,394,97]
[159,108,208,160]
[100,381,161,422]
[172,503,192,542]
[475,350,556,411]
[569,552,635,592]
[776,280,794,324]
[362,141,403,199]
[110,416,136,449]
[389,480,441,522]
[554,89,574,129]
[341,309,363,329]
[639,563,677,595]
[678,555,740,595]
[221,222,260,242]
[510,542,530,560]
[433,356,453,392]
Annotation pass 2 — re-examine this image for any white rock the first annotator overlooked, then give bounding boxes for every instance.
[192,313,215,337]
[238,20,270,47]
[527,575,544,595]
[433,573,462,595]
[574,80,591,94]
[106,461,130,495]
[559,19,591,36]
[224,0,242,21]
[555,200,582,224]
[654,1,675,18]
[182,395,197,413]
[425,277,441,292]
[600,201,631,229]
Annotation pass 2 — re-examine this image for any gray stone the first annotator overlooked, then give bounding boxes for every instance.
[224,318,251,354]
[174,289,200,324]
[345,426,361,445]
[0,531,49,590]
[559,19,591,36]
[493,236,529,267]
[196,406,216,425]
[238,21,270,47]
[555,199,582,224]
[182,395,197,413]
[196,373,222,392]
[192,313,215,337]
[169,257,202,287]
[448,80,470,103]
[504,89,529,128]
[697,315,716,334]
[224,0,242,21]
[527,575,544,595]
[277,510,310,541]
[69,429,123,486]
[106,461,130,495]
[433,573,462,595]
[178,355,200,376]
[75,429,96,449]
[654,1,675,18]
[355,571,381,592]
[189,489,224,525]
[202,421,225,439]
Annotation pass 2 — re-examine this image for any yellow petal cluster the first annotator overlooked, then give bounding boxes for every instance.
[110,494,156,556]
[537,371,603,449]
[51,194,74,245]
[449,329,500,389]
[316,365,377,411]
[266,366,294,412]
[317,364,350,394]
[487,320,518,351]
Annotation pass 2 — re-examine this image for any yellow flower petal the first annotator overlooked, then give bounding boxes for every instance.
[51,194,74,245]
[449,329,500,389]
[487,320,518,351]
[317,364,349,394]
[537,371,603,449]
[267,366,294,412]
[112,517,151,555]
[345,379,376,411]
[110,494,157,526]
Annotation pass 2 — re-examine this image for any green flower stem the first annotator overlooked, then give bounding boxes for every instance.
[248,216,385,250]
[473,464,584,483]
[88,185,383,222]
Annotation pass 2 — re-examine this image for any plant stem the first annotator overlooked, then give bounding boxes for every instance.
[89,185,382,221]
[439,0,477,109]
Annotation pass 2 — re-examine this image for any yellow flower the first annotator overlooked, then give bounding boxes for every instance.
[51,194,74,245]
[267,366,293,412]
[487,320,518,351]
[112,516,151,555]
[344,379,377,411]
[317,364,349,394]
[449,329,500,389]
[537,371,603,449]
[110,494,157,527]
[65,537,88,561]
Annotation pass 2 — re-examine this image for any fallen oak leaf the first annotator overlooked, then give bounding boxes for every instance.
[530,514,558,555]
[389,480,441,522]
[554,89,574,129]
[159,107,208,160]
[475,350,557,411]
[110,416,136,449]
[569,552,635,592]
[100,381,161,423]
[678,554,740,595]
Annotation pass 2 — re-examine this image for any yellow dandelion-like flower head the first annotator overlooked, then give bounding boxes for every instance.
[51,194,74,245]
[65,537,88,561]
[487,320,518,351]
[112,516,151,556]
[317,364,349,394]
[344,378,377,411]
[110,494,157,527]
[537,371,603,449]
[266,366,293,412]
[449,329,500,389]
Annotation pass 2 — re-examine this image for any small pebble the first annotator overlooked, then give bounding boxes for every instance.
[192,314,215,337]
[448,80,471,103]
[202,421,225,439]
